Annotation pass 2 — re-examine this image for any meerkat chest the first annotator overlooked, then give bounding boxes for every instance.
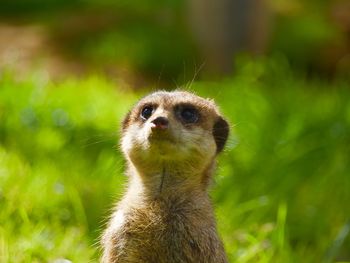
[106,199,225,263]
[121,201,201,241]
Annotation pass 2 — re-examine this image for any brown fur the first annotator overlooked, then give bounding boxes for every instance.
[101,91,229,263]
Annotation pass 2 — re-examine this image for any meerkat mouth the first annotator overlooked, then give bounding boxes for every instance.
[148,128,176,143]
[147,130,179,157]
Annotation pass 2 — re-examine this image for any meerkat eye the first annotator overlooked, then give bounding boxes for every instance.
[180,107,199,123]
[141,106,154,120]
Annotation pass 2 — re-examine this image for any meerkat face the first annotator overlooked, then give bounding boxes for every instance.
[121,91,229,174]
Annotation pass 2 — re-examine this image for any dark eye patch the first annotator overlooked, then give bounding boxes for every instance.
[140,105,155,120]
[175,104,200,124]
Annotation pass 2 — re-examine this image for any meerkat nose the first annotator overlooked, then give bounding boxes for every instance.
[151,116,169,130]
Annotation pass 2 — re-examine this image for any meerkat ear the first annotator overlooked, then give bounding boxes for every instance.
[213,117,229,154]
[122,110,132,131]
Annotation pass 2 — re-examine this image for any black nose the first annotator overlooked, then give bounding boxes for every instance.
[151,116,169,130]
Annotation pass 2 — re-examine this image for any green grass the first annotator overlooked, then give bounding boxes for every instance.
[0,59,349,262]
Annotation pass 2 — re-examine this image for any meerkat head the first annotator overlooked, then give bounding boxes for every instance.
[121,91,229,179]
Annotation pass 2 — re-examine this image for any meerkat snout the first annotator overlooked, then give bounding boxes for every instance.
[150,116,169,130]
[102,90,229,263]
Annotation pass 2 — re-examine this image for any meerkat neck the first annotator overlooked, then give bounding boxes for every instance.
[125,163,212,202]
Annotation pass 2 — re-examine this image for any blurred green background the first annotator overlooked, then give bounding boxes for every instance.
[0,0,350,262]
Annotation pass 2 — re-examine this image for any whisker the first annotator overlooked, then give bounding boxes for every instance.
[186,61,206,90]
[80,132,119,148]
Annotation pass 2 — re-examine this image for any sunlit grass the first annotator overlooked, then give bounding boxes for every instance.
[0,60,349,262]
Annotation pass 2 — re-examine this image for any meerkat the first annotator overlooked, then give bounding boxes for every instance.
[101,90,229,263]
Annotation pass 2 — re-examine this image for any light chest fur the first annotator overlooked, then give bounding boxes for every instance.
[103,193,227,263]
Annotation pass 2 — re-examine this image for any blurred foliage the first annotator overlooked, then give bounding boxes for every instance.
[0,73,136,262]
[1,58,349,262]
[1,0,348,81]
